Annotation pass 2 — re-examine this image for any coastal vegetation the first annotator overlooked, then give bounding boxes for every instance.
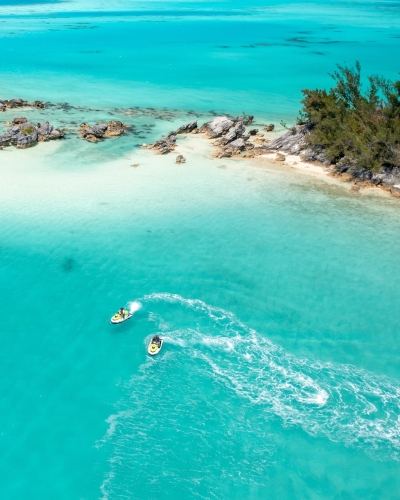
[299,62,400,172]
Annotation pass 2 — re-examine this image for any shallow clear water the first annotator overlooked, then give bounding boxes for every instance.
[1,1,400,499]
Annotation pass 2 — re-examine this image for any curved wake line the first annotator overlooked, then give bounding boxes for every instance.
[98,293,400,498]
[138,292,400,459]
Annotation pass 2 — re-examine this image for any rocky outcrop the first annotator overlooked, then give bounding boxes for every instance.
[176,120,197,134]
[264,124,275,132]
[199,116,234,138]
[213,120,245,147]
[263,124,330,164]
[104,121,126,137]
[32,100,46,109]
[0,120,64,149]
[79,121,127,142]
[13,117,27,125]
[213,138,246,158]
[265,124,400,193]
[0,98,46,110]
[150,133,177,154]
[37,121,65,141]
[264,124,311,155]
[176,155,186,164]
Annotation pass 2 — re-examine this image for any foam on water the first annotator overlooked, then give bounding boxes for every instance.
[99,294,400,498]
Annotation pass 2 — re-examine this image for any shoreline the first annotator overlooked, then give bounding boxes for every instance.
[1,101,398,201]
[257,152,392,199]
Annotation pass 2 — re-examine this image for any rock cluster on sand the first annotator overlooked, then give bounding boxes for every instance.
[0,119,64,149]
[175,120,198,134]
[148,115,269,159]
[148,133,177,154]
[0,98,46,111]
[79,121,127,142]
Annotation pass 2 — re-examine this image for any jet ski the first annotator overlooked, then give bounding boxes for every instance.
[110,308,132,324]
[148,335,163,356]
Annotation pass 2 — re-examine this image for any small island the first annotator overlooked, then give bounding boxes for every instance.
[1,64,399,197]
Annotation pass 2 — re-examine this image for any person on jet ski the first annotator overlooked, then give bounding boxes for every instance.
[119,307,125,318]
[153,335,161,346]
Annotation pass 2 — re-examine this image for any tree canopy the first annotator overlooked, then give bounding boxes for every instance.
[299,63,400,171]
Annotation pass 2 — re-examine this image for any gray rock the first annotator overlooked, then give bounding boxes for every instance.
[249,129,259,135]
[32,100,46,109]
[151,133,177,154]
[176,154,186,164]
[224,138,246,151]
[13,116,27,125]
[265,124,312,155]
[37,121,65,141]
[90,123,108,137]
[176,120,197,134]
[7,98,25,108]
[214,120,246,146]
[199,116,234,138]
[16,123,38,148]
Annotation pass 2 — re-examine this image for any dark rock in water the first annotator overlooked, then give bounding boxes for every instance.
[199,116,234,138]
[264,124,275,132]
[79,121,127,141]
[0,120,64,148]
[150,133,177,154]
[37,121,65,141]
[176,120,197,134]
[7,98,26,108]
[12,117,27,125]
[0,101,5,112]
[16,122,38,149]
[32,100,46,109]
[176,154,186,164]
[244,115,254,125]
[104,120,126,137]
[248,129,259,135]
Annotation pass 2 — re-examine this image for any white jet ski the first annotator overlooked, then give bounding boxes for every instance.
[148,335,163,356]
[110,308,132,324]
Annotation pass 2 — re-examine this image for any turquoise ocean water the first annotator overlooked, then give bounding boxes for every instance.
[1,1,400,498]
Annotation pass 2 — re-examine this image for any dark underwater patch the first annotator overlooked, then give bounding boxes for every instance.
[62,257,75,273]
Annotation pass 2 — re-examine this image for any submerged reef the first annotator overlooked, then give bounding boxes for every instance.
[0,98,46,111]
